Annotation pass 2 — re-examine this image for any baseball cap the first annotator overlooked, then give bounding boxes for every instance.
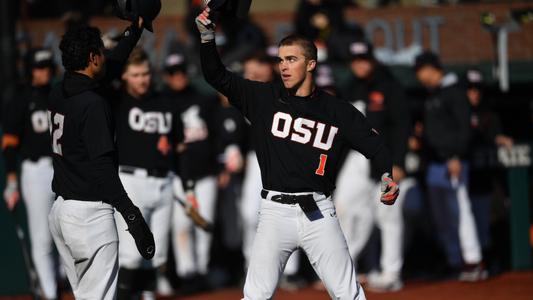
[465,69,484,88]
[414,51,442,72]
[163,53,187,74]
[348,39,374,60]
[316,64,334,88]
[27,48,55,69]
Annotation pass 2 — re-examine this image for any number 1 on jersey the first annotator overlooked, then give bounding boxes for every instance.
[315,154,328,176]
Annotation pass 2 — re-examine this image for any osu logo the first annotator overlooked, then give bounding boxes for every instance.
[129,107,172,134]
[181,105,209,143]
[270,112,338,151]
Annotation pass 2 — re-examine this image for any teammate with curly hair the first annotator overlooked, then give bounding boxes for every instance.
[47,19,155,299]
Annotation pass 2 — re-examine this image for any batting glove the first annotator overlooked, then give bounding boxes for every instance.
[380,172,399,205]
[119,204,155,260]
[4,180,20,211]
[195,7,215,43]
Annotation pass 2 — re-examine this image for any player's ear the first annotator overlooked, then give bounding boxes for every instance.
[88,52,98,67]
[306,59,316,73]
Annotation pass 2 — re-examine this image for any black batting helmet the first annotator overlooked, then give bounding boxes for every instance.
[114,0,161,32]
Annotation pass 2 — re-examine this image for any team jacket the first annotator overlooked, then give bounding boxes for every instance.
[114,91,184,172]
[343,65,410,180]
[424,73,471,162]
[47,24,141,204]
[200,41,392,194]
[2,85,52,173]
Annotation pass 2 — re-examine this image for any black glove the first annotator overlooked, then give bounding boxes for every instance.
[118,204,155,260]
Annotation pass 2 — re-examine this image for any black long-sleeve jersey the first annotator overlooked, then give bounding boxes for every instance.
[114,91,184,172]
[161,86,218,180]
[2,85,52,173]
[424,73,471,162]
[201,41,391,194]
[47,25,141,204]
[343,64,410,180]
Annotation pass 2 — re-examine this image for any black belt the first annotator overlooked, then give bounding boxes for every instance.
[120,166,169,178]
[261,189,330,204]
[262,189,329,214]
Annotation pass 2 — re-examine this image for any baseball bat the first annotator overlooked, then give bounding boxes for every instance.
[11,205,42,300]
[174,195,213,233]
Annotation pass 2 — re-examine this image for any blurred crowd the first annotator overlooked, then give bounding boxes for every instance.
[2,0,531,299]
[14,0,523,19]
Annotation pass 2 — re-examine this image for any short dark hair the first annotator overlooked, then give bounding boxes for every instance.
[59,26,104,72]
[414,51,442,72]
[278,34,317,62]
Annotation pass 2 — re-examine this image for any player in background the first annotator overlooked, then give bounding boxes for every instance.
[2,48,58,300]
[161,51,219,290]
[113,48,183,300]
[463,69,513,267]
[214,91,247,282]
[196,7,399,299]
[335,39,410,291]
[414,52,487,281]
[47,21,154,300]
[240,52,274,268]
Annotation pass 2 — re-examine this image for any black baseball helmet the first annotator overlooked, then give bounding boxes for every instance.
[114,0,161,32]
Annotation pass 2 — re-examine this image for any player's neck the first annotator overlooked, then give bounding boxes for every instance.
[126,87,145,99]
[290,76,315,98]
[75,69,95,79]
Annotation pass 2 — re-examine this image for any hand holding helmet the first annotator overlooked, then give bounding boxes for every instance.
[114,0,161,32]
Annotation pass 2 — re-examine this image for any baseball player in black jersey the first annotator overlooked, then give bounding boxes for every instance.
[2,48,58,300]
[215,93,246,253]
[161,51,220,283]
[196,7,399,299]
[113,48,183,300]
[47,21,155,300]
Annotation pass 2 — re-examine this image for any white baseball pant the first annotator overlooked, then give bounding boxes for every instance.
[335,152,373,261]
[20,157,57,299]
[240,151,262,266]
[243,191,366,300]
[49,197,118,300]
[115,171,173,269]
[457,183,482,264]
[172,175,218,276]
[240,151,300,276]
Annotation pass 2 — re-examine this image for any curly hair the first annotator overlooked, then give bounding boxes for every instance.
[59,26,104,72]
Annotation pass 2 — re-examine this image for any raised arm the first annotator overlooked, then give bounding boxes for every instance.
[105,18,144,81]
[196,7,268,119]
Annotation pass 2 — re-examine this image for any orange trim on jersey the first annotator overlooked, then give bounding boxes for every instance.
[2,134,20,149]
